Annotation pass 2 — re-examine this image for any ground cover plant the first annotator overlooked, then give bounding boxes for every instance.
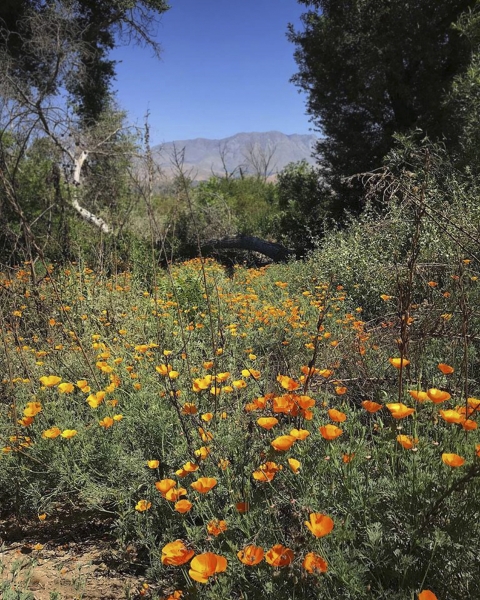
[1,143,480,599]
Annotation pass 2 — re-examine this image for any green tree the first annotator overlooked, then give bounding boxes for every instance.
[0,0,169,123]
[289,0,477,213]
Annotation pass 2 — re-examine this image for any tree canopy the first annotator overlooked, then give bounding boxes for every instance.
[0,0,169,123]
[289,0,478,212]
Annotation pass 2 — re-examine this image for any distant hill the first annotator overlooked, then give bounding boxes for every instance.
[152,131,317,181]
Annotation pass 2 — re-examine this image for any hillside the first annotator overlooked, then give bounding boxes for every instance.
[152,131,317,180]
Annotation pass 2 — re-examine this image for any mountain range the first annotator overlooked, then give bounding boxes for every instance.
[152,131,317,180]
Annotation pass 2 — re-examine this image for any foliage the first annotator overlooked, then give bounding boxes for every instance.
[289,0,477,212]
[2,138,480,598]
[275,160,334,254]
[0,0,170,123]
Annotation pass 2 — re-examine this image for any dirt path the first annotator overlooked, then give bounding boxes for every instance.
[0,514,160,600]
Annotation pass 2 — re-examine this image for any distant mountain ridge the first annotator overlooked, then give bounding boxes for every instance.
[152,131,317,180]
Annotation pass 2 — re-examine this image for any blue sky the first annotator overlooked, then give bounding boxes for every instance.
[111,1,312,145]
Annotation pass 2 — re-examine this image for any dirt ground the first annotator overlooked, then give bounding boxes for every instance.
[0,513,162,600]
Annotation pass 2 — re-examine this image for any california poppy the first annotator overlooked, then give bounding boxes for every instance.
[161,540,194,566]
[265,544,294,567]
[271,435,296,451]
[389,358,410,369]
[438,363,454,374]
[257,417,278,430]
[386,403,415,419]
[189,552,227,583]
[207,519,227,536]
[418,591,438,600]
[442,453,465,467]
[237,545,264,566]
[191,477,217,494]
[135,499,151,512]
[427,389,451,404]
[319,424,343,440]
[328,408,347,422]
[174,499,193,514]
[303,552,328,574]
[362,400,382,413]
[305,513,334,538]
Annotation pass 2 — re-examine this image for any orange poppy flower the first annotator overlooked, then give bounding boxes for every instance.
[342,453,355,463]
[165,486,188,502]
[442,453,465,467]
[462,419,477,431]
[265,544,294,567]
[174,500,193,514]
[397,435,417,450]
[328,408,347,422]
[271,435,296,451]
[253,461,282,482]
[155,479,176,495]
[438,363,454,374]
[135,499,151,512]
[288,458,301,473]
[161,540,194,566]
[476,443,480,458]
[305,513,334,538]
[427,389,451,404]
[319,424,343,440]
[235,501,249,513]
[189,552,227,583]
[207,519,227,536]
[439,410,464,424]
[39,375,62,387]
[409,390,429,403]
[418,590,438,600]
[303,552,328,574]
[257,417,278,430]
[42,427,62,439]
[99,417,114,428]
[290,428,310,440]
[237,545,264,566]
[191,477,217,494]
[362,400,382,413]
[277,374,300,391]
[467,397,480,409]
[23,402,42,417]
[335,386,347,395]
[147,460,159,469]
[389,358,410,369]
[386,403,415,419]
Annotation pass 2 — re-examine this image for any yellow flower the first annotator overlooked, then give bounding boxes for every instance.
[60,429,77,439]
[147,460,160,469]
[39,375,62,388]
[135,499,151,512]
[42,427,61,439]
[58,382,74,394]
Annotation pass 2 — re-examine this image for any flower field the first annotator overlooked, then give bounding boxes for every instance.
[1,248,479,599]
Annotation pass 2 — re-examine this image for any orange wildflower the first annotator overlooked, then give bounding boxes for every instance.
[439,410,464,424]
[438,363,454,374]
[397,435,417,450]
[237,545,264,566]
[290,428,310,440]
[288,458,301,473]
[303,552,328,574]
[207,519,227,536]
[319,424,343,440]
[190,477,217,494]
[409,390,429,403]
[257,417,278,430]
[328,408,347,422]
[235,501,249,513]
[418,591,438,600]
[389,358,410,369]
[161,540,194,566]
[277,374,300,391]
[265,544,294,567]
[271,435,296,451]
[174,500,193,514]
[304,513,334,538]
[189,553,227,583]
[42,427,61,439]
[253,461,282,482]
[442,453,465,467]
[39,375,61,387]
[135,500,151,512]
[386,403,415,419]
[362,400,382,413]
[427,389,451,404]
[155,479,176,495]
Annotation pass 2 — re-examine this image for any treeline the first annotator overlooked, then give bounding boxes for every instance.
[1,0,480,269]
